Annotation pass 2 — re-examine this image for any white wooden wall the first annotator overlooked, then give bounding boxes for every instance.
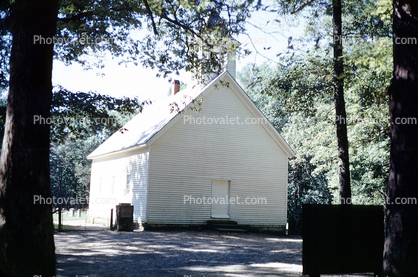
[146,80,288,227]
[89,148,149,223]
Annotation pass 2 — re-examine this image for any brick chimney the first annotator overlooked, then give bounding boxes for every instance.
[172,80,180,95]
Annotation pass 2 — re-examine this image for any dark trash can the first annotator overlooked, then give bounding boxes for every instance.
[116,203,134,232]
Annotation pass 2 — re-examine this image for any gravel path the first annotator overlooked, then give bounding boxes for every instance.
[54,230,374,277]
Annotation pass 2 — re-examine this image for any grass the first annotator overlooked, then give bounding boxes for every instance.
[53,210,89,231]
[52,210,88,221]
[53,223,80,231]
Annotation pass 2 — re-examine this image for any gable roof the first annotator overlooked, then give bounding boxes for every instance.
[87,71,296,160]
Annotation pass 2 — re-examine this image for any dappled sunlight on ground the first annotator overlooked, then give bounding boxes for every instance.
[55,230,303,276]
[55,230,374,277]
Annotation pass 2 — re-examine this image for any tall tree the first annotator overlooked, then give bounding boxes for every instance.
[273,0,352,203]
[383,0,418,275]
[0,0,58,275]
[0,1,258,275]
[332,0,351,203]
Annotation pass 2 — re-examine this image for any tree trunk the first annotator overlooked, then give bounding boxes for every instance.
[383,1,418,276]
[0,0,58,276]
[332,0,351,204]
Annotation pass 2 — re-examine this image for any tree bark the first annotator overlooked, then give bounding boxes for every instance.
[0,0,58,276]
[383,1,418,276]
[332,0,351,204]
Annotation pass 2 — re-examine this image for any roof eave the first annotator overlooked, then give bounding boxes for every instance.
[87,143,149,160]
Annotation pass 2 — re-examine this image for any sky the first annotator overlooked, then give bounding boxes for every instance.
[52,8,298,103]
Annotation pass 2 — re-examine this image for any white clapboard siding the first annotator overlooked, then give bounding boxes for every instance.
[89,148,149,223]
[130,150,149,222]
[146,77,288,226]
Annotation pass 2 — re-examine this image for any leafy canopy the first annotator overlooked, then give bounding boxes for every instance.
[0,0,264,143]
[0,0,261,91]
[239,0,392,208]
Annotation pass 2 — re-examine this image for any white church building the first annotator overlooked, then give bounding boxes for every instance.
[87,56,295,232]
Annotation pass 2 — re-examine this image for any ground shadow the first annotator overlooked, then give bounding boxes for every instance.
[55,230,303,277]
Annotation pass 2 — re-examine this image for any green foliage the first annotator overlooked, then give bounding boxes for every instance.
[50,135,102,209]
[342,0,391,38]
[0,0,260,91]
[49,107,136,208]
[0,0,263,212]
[50,87,148,143]
[0,94,6,138]
[275,0,391,38]
[370,0,392,22]
[287,157,333,214]
[238,0,392,208]
[0,88,141,205]
[0,89,147,145]
[238,63,289,131]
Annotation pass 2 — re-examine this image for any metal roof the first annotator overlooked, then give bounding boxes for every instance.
[87,76,215,159]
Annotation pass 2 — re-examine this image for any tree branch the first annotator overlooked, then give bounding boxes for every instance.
[56,4,128,24]
[57,11,95,24]
[158,12,206,43]
[243,33,276,63]
[290,0,317,14]
[357,126,390,147]
[143,0,158,35]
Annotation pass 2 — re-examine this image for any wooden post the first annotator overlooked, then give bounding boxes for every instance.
[58,207,62,232]
[110,208,113,230]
